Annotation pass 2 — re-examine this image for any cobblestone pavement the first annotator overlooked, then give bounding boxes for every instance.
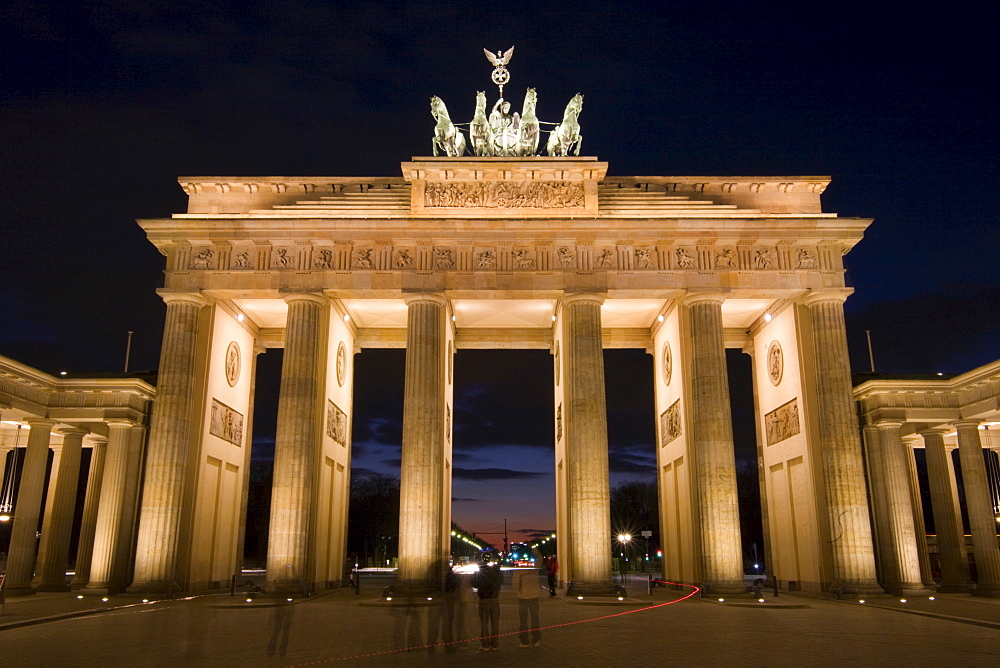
[1,580,998,666]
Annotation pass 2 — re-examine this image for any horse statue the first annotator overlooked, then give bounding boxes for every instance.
[517,88,539,156]
[469,91,491,156]
[430,96,466,157]
[545,93,583,157]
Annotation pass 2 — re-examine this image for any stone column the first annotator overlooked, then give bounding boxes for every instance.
[33,428,87,591]
[802,291,882,595]
[86,420,138,594]
[561,293,614,594]
[265,293,327,593]
[71,435,107,589]
[921,429,969,590]
[129,292,208,594]
[955,421,1000,596]
[684,293,744,594]
[5,419,55,596]
[862,425,893,583]
[397,294,448,592]
[903,438,935,589]
[870,422,929,595]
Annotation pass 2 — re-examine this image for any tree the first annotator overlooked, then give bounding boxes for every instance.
[347,473,400,566]
[610,480,659,555]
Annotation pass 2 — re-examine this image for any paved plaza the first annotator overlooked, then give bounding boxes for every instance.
[1,574,997,666]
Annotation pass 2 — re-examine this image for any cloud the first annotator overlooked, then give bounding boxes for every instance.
[452,497,481,503]
[452,467,546,481]
[381,457,402,468]
[350,467,383,478]
[609,451,657,474]
[518,528,556,538]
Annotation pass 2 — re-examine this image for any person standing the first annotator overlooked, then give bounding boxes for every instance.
[545,554,559,597]
[513,554,542,648]
[474,555,503,652]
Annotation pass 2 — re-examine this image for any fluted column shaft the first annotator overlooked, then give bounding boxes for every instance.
[685,294,743,593]
[5,419,55,595]
[129,292,207,593]
[86,421,137,593]
[903,440,935,588]
[921,430,969,589]
[804,293,881,594]
[71,436,107,588]
[955,422,1000,595]
[870,422,926,593]
[34,429,87,590]
[265,293,327,592]
[562,294,613,592]
[397,294,447,588]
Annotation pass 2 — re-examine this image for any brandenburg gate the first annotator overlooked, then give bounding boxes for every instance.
[128,150,888,596]
[125,51,886,597]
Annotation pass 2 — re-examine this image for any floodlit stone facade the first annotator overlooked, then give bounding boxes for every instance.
[127,156,882,596]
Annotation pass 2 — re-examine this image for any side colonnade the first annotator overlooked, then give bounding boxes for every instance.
[856,362,1000,597]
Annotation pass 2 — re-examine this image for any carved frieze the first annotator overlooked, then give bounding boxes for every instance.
[595,249,616,269]
[556,247,576,268]
[423,181,584,208]
[210,399,244,446]
[272,248,295,269]
[796,248,818,269]
[327,399,348,447]
[675,248,696,269]
[393,249,414,268]
[556,402,563,441]
[434,248,455,269]
[715,248,737,268]
[660,399,681,446]
[190,248,214,270]
[232,251,253,269]
[314,249,334,269]
[754,248,775,269]
[634,248,655,269]
[765,398,800,446]
[512,249,535,269]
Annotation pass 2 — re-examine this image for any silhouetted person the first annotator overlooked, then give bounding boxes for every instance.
[474,556,503,651]
[267,602,294,657]
[545,555,559,597]
[513,554,542,647]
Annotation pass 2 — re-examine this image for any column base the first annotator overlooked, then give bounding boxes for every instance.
[936,582,972,593]
[33,583,71,593]
[2,585,37,597]
[262,581,312,596]
[701,581,753,597]
[972,584,1000,598]
[882,584,936,597]
[388,580,441,598]
[565,581,621,597]
[126,580,182,596]
[827,582,885,598]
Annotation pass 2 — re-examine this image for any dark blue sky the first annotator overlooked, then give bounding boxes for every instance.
[2,1,996,539]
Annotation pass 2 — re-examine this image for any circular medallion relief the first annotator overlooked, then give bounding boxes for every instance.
[225,341,241,387]
[767,340,783,386]
[662,342,673,386]
[336,341,347,387]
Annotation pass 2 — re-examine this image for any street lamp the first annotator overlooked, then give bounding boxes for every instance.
[617,534,631,584]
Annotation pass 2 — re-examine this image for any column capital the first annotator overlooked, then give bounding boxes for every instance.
[562,292,605,307]
[402,292,447,307]
[954,419,982,430]
[85,434,108,446]
[24,418,57,429]
[157,290,210,308]
[681,291,726,307]
[105,418,137,429]
[800,288,854,307]
[874,420,905,429]
[918,427,951,438]
[57,427,89,439]
[280,291,327,306]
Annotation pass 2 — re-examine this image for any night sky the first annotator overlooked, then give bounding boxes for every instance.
[2,2,997,544]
